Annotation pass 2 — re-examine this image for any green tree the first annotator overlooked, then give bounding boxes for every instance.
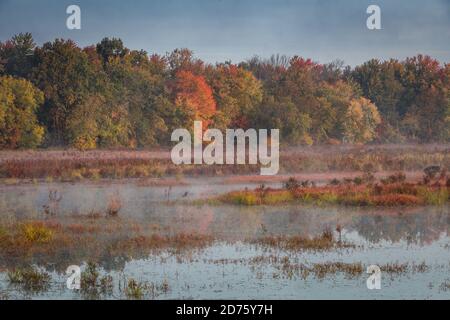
[252,96,312,145]
[31,39,102,143]
[399,55,447,142]
[96,38,129,63]
[240,55,289,98]
[66,94,132,149]
[351,55,448,142]
[104,53,172,147]
[444,64,450,141]
[0,33,36,78]
[316,80,358,142]
[351,59,404,124]
[405,85,448,142]
[167,48,204,75]
[206,63,263,128]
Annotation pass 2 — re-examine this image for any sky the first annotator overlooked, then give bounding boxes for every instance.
[0,0,449,66]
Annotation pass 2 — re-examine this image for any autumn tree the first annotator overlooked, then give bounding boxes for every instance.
[403,85,448,142]
[399,55,447,142]
[240,55,289,97]
[167,48,204,76]
[351,55,449,142]
[320,60,345,84]
[1,32,449,149]
[342,97,381,143]
[0,76,44,148]
[445,64,450,141]
[316,80,359,142]
[66,94,132,150]
[206,63,262,128]
[66,95,102,150]
[171,70,216,126]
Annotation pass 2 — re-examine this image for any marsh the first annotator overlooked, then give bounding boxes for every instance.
[0,177,448,299]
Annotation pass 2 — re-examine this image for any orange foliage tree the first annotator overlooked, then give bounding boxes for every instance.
[171,70,216,125]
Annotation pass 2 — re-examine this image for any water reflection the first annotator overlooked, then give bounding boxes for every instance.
[0,182,449,299]
[0,182,449,245]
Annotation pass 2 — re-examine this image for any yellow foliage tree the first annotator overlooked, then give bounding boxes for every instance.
[342,97,381,143]
[0,75,44,148]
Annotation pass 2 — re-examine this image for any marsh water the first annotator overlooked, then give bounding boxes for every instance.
[0,179,449,299]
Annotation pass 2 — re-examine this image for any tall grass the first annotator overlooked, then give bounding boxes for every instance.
[20,222,54,244]
[1,145,449,181]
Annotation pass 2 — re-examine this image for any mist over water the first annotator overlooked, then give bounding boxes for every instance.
[0,180,449,299]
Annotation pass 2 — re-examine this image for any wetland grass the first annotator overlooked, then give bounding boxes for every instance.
[439,280,450,292]
[125,279,146,299]
[80,262,114,298]
[1,145,449,182]
[7,266,50,292]
[218,174,449,207]
[0,217,214,271]
[251,229,355,251]
[380,263,409,274]
[123,278,170,300]
[106,193,122,217]
[274,260,419,280]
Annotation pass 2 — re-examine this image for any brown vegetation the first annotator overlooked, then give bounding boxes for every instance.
[0,217,213,271]
[219,170,450,207]
[0,145,449,182]
[250,230,355,251]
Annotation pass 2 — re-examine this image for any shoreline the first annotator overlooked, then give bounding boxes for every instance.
[0,170,430,186]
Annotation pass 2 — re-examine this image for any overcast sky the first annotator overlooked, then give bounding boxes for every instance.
[0,0,449,66]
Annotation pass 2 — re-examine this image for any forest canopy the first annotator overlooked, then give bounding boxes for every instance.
[0,33,449,149]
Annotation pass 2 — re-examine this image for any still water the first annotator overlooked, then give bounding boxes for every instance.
[0,180,449,299]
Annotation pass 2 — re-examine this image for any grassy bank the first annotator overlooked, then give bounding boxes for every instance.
[217,172,450,207]
[0,144,449,181]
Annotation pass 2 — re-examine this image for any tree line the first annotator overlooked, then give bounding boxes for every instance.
[0,33,449,149]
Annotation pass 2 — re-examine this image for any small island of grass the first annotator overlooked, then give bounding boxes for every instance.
[216,170,450,207]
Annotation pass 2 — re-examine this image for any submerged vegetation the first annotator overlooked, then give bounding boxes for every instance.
[272,259,429,281]
[4,260,170,299]
[124,279,146,300]
[123,278,169,300]
[0,209,443,298]
[250,229,355,251]
[0,208,448,299]
[7,266,50,292]
[0,216,214,270]
[80,262,114,298]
